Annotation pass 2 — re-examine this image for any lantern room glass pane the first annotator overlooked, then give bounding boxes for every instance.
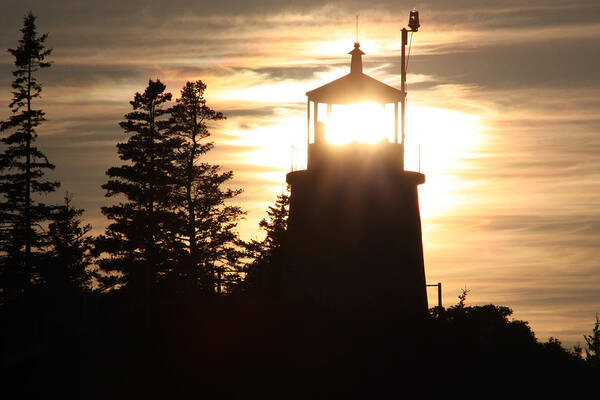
[321,102,395,145]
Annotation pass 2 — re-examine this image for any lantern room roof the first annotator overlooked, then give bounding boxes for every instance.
[306,42,404,105]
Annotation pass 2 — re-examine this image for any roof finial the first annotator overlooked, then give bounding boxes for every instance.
[349,41,365,74]
[349,15,364,74]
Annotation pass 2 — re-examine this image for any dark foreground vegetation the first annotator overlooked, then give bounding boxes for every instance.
[2,289,599,397]
[1,12,599,397]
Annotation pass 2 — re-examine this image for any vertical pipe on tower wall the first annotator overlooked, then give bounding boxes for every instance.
[313,101,318,133]
[307,99,310,147]
[394,102,399,144]
[400,28,407,171]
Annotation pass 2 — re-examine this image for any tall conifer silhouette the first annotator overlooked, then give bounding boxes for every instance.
[0,12,58,300]
[96,80,184,294]
[170,81,243,295]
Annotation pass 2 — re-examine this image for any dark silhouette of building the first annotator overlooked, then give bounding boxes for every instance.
[284,42,428,315]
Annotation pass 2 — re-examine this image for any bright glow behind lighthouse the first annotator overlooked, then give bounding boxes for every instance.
[324,102,395,144]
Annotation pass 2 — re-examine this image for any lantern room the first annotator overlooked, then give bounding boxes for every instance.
[305,42,407,170]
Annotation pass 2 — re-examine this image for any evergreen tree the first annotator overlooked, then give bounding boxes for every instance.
[257,192,289,255]
[170,81,243,295]
[244,193,289,294]
[584,314,600,367]
[44,194,94,294]
[0,12,58,300]
[95,80,184,294]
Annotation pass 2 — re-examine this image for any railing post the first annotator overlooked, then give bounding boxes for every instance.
[427,282,442,308]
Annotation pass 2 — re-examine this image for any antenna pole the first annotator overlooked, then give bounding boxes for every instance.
[356,15,359,42]
[400,28,407,171]
[400,9,420,171]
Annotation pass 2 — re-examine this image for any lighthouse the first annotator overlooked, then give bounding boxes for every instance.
[284,18,427,315]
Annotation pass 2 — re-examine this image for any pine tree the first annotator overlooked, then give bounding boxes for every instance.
[44,194,94,295]
[0,12,59,300]
[244,193,289,294]
[257,193,289,255]
[584,314,600,366]
[170,81,244,295]
[95,80,184,294]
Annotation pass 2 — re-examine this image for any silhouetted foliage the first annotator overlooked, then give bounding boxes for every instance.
[95,80,184,294]
[169,80,243,295]
[258,192,289,254]
[243,192,289,294]
[584,314,600,367]
[5,286,593,398]
[428,290,586,370]
[456,286,469,308]
[0,12,58,302]
[42,194,95,295]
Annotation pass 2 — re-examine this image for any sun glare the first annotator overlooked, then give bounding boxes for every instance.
[404,106,482,173]
[321,102,395,145]
[404,106,484,218]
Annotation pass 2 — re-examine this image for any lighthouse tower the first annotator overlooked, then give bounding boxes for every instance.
[284,40,428,315]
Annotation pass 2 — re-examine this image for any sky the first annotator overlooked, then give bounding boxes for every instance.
[1,0,599,347]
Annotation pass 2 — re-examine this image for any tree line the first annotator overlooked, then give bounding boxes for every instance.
[0,13,283,306]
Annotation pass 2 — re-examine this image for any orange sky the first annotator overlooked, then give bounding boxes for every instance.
[1,0,600,347]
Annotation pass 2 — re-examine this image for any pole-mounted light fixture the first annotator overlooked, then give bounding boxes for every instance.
[408,10,420,32]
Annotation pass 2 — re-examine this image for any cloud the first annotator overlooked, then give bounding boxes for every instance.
[376,36,600,91]
[241,66,330,81]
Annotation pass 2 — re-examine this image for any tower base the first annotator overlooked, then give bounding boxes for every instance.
[284,142,428,315]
